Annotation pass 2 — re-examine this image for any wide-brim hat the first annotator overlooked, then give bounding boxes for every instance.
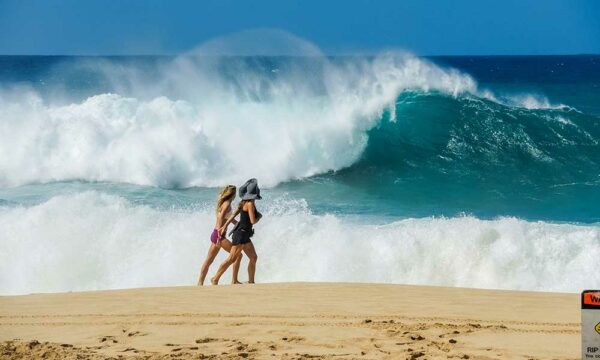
[239,178,262,200]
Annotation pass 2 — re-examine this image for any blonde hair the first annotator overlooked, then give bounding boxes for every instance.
[216,185,236,214]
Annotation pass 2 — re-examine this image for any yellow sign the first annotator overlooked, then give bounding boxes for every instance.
[596,322,600,335]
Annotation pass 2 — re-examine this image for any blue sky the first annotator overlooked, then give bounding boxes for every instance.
[0,0,599,55]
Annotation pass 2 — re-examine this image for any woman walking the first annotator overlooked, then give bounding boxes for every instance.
[197,185,243,285]
[211,178,262,285]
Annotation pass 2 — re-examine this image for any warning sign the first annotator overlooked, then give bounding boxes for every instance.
[583,290,600,359]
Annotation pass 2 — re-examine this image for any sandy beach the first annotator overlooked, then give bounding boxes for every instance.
[0,283,580,359]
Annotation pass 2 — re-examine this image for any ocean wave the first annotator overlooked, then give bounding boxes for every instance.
[360,92,599,177]
[2,53,591,189]
[0,191,598,295]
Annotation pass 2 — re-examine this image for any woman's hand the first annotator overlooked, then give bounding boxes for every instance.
[218,225,227,237]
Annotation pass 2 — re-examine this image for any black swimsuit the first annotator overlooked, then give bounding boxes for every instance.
[232,209,254,245]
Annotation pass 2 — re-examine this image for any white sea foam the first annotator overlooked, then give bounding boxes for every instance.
[1,192,598,295]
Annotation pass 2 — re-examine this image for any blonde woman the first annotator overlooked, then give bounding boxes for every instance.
[197,185,243,285]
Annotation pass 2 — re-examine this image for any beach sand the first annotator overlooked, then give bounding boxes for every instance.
[0,283,579,359]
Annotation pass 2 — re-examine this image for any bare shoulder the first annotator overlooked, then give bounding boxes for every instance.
[244,201,255,211]
[221,200,232,212]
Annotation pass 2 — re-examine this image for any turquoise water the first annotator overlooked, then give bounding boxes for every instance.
[0,54,599,294]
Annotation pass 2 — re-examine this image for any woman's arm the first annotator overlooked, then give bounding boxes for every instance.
[217,201,230,225]
[247,201,260,224]
[214,202,231,244]
[219,202,242,235]
[220,201,239,225]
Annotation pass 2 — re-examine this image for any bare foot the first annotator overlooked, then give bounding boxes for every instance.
[247,281,255,284]
[232,281,242,285]
[210,277,219,285]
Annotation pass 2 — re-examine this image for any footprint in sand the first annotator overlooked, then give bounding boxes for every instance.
[195,337,219,344]
[99,336,118,344]
[410,351,425,359]
[281,336,305,342]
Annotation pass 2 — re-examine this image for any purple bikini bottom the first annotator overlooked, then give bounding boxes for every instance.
[210,229,219,244]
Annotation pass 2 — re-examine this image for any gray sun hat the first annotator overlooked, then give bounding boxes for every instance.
[239,178,262,200]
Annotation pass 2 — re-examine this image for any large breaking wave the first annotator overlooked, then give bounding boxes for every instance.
[3,52,595,189]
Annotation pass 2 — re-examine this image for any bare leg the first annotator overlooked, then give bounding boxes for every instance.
[220,239,243,284]
[211,245,243,285]
[232,253,242,284]
[197,244,221,286]
[242,241,258,284]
